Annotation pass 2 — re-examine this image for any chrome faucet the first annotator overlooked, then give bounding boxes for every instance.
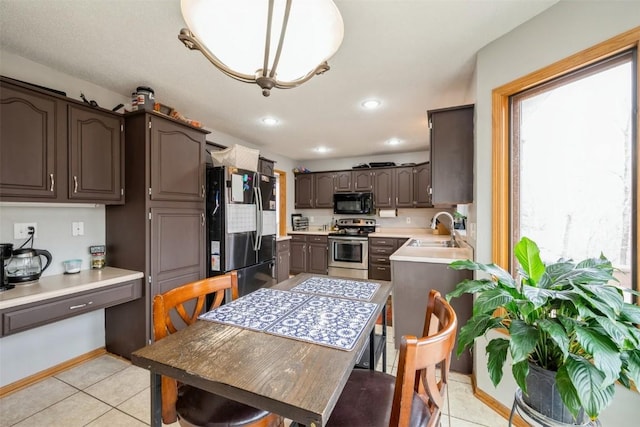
[431,211,456,245]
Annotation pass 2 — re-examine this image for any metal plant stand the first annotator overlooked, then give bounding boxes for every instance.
[509,389,601,427]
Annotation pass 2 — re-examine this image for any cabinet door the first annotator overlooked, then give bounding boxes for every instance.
[314,172,334,208]
[294,174,314,209]
[289,240,307,274]
[150,206,206,298]
[373,169,394,208]
[308,242,328,275]
[333,171,352,192]
[429,105,474,204]
[394,167,414,208]
[150,117,205,202]
[413,163,432,207]
[0,82,61,199]
[353,170,373,192]
[68,104,124,203]
[276,240,290,283]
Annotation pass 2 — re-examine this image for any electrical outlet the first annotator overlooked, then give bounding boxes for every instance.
[14,223,37,239]
[72,221,85,237]
[469,222,476,239]
[406,217,411,224]
[310,216,314,223]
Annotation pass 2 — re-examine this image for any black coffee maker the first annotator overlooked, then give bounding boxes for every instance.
[0,243,14,291]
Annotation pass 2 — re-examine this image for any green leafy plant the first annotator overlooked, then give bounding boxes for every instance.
[446,237,640,421]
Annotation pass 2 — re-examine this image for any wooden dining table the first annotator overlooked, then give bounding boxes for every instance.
[131,273,393,427]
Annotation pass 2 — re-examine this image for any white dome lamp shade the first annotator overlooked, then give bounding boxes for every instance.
[179,0,344,96]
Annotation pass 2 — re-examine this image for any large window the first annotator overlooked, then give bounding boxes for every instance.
[492,28,639,303]
[511,51,634,297]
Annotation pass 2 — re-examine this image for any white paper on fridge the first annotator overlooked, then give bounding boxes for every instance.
[210,241,221,271]
[261,211,277,236]
[231,174,245,202]
[226,204,257,233]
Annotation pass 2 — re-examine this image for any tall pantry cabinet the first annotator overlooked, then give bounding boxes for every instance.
[105,111,208,358]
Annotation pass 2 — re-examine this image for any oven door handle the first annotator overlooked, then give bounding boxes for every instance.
[328,236,368,242]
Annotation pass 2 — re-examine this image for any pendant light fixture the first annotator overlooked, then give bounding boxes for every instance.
[179,0,344,97]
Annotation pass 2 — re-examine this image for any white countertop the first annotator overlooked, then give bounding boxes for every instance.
[389,232,473,264]
[287,227,473,264]
[277,235,292,241]
[0,267,144,310]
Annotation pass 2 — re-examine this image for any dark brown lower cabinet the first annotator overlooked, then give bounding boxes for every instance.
[368,237,408,281]
[276,239,291,283]
[0,279,141,338]
[391,260,472,373]
[288,234,328,275]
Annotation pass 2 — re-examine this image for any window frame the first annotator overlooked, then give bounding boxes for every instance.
[492,26,640,301]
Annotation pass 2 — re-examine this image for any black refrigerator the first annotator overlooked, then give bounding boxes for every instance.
[206,165,276,297]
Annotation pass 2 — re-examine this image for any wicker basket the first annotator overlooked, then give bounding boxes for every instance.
[210,144,259,171]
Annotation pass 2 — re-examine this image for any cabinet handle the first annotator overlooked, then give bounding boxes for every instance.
[70,301,93,310]
[377,258,386,262]
[388,197,390,204]
[49,173,54,191]
[201,212,205,226]
[377,267,386,271]
[73,176,78,193]
[395,197,398,204]
[201,185,205,198]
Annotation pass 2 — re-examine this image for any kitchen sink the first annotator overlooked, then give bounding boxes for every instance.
[407,239,460,248]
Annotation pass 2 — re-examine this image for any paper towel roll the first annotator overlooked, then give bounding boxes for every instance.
[378,209,397,218]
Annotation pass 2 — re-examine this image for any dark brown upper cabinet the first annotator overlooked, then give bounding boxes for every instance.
[294,174,314,209]
[68,104,124,203]
[333,171,353,192]
[353,170,373,192]
[372,168,394,208]
[150,116,205,202]
[314,172,334,208]
[394,167,414,208]
[428,104,474,205]
[0,76,124,204]
[0,81,61,199]
[413,162,432,207]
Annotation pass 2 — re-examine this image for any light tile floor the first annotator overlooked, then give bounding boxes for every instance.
[0,327,508,426]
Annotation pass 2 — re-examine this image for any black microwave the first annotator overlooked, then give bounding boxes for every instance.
[333,192,373,215]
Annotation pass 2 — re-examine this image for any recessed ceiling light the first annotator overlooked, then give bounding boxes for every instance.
[261,117,279,126]
[361,99,381,110]
[386,138,401,145]
[314,146,331,153]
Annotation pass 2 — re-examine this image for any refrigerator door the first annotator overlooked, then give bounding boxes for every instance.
[236,260,275,297]
[207,166,258,276]
[257,234,275,264]
[227,168,257,204]
[258,174,277,211]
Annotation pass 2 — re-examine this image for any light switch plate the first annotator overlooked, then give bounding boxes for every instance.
[14,223,37,239]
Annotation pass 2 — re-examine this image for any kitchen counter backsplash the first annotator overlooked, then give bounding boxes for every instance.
[292,207,456,231]
[0,204,106,277]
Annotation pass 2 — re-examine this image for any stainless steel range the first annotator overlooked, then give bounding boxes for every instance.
[327,218,376,279]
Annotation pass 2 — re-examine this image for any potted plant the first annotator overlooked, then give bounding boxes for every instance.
[446,237,640,423]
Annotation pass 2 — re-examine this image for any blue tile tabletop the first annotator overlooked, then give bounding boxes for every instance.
[199,288,378,350]
[291,276,380,301]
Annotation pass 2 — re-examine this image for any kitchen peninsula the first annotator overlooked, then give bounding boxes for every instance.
[389,231,473,373]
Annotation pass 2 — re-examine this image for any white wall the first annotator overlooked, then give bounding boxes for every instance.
[473,1,639,422]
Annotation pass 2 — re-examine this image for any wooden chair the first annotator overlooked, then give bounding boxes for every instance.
[153,271,284,427]
[326,289,457,427]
